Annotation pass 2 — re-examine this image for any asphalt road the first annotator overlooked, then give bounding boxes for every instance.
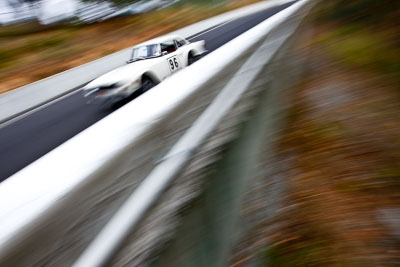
[0,1,295,182]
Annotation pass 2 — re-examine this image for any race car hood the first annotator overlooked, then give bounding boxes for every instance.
[84,58,160,89]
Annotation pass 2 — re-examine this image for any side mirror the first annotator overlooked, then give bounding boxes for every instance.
[162,51,168,56]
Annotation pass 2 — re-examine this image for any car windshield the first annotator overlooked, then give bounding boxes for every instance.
[130,44,161,62]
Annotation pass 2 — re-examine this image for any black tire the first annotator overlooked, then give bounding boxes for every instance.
[188,53,195,66]
[141,76,155,93]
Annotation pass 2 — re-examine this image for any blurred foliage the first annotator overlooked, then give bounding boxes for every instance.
[315,0,400,81]
[265,236,332,266]
[318,28,400,77]
[6,0,41,8]
[177,0,225,5]
[79,0,226,8]
[320,0,399,25]
[80,0,139,7]
[229,1,400,266]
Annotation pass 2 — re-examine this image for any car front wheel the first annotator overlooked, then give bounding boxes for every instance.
[141,77,155,93]
[188,54,195,65]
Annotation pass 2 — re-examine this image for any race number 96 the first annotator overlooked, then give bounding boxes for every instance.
[168,56,180,72]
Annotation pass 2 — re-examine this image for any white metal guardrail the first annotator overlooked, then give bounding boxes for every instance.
[0,0,314,266]
[0,0,293,124]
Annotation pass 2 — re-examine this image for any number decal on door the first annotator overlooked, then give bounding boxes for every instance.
[167,56,180,73]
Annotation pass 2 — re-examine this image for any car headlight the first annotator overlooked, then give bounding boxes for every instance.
[114,79,139,93]
[132,78,141,86]
[125,78,140,90]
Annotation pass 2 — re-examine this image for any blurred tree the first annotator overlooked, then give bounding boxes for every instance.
[178,0,225,5]
[78,0,225,8]
[80,0,142,7]
[316,0,400,79]
[6,0,41,9]
[324,0,399,26]
[6,0,42,20]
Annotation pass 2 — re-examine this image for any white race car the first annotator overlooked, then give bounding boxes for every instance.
[83,35,207,106]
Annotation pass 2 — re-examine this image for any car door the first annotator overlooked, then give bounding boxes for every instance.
[160,39,182,77]
[175,37,190,67]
